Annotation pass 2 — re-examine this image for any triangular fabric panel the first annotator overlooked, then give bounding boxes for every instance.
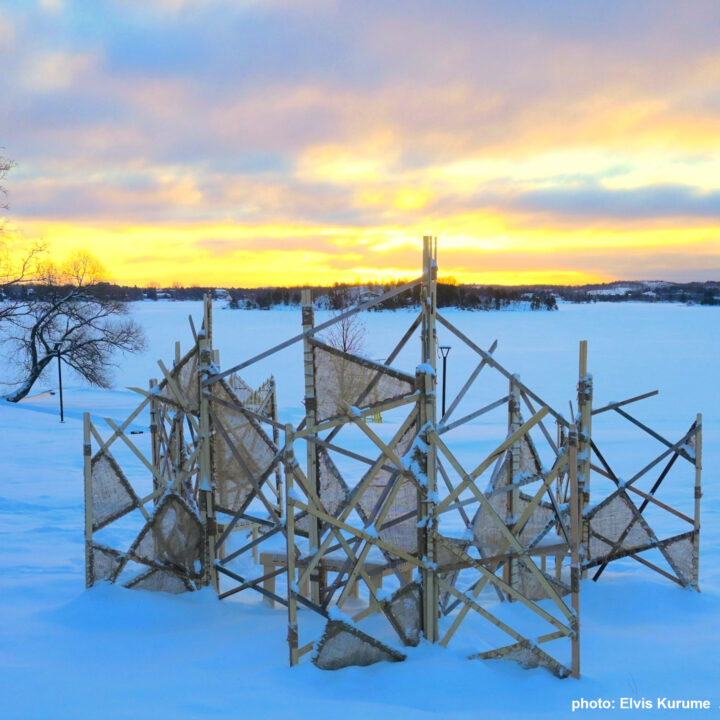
[160,350,199,414]
[296,448,350,535]
[517,493,557,547]
[515,562,571,601]
[662,532,696,586]
[473,641,571,679]
[89,544,125,583]
[313,342,415,421]
[210,381,278,512]
[518,432,543,478]
[386,582,421,646]
[129,493,203,578]
[126,567,193,594]
[91,451,140,530]
[228,374,274,415]
[436,536,471,612]
[313,620,406,670]
[473,438,553,557]
[586,490,653,561]
[356,425,419,554]
[227,373,254,403]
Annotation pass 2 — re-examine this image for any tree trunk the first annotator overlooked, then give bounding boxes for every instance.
[4,355,54,402]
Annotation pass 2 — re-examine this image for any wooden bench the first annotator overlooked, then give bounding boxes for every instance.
[259,551,414,607]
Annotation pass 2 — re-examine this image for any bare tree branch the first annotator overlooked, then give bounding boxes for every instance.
[2,251,147,402]
[324,311,366,354]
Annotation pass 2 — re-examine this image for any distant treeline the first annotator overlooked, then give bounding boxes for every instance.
[552,280,720,305]
[3,279,718,309]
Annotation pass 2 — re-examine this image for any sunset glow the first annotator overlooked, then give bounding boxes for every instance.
[1,1,718,286]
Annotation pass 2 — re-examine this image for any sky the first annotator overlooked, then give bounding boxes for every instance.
[1,0,719,287]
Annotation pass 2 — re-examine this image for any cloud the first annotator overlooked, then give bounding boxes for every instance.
[510,185,720,220]
[2,0,720,284]
[39,0,65,13]
[0,10,15,45]
[20,50,98,93]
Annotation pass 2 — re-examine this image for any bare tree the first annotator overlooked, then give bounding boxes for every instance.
[325,311,366,354]
[0,155,48,325]
[2,251,147,402]
[1,239,48,323]
[0,153,14,215]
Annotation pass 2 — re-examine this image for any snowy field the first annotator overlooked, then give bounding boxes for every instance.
[1,300,718,719]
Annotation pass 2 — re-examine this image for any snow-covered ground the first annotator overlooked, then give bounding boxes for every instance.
[1,301,718,719]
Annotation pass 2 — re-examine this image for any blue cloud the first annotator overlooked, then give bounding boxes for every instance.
[512,185,720,220]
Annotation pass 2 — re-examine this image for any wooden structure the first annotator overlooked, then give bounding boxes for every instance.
[83,237,702,680]
[83,298,280,594]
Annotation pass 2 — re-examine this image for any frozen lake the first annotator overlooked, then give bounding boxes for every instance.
[1,300,718,719]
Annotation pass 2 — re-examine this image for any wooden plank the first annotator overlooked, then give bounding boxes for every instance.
[309,338,416,385]
[435,534,571,635]
[210,392,286,431]
[91,394,152,457]
[156,359,201,434]
[592,390,659,416]
[437,395,509,435]
[436,312,568,426]
[568,425,581,679]
[205,276,424,385]
[284,425,300,666]
[614,407,695,463]
[209,408,283,528]
[432,430,574,621]
[625,484,693,525]
[440,340,498,425]
[293,391,420,439]
[83,413,93,588]
[694,413,702,589]
[520,390,559,455]
[434,407,550,514]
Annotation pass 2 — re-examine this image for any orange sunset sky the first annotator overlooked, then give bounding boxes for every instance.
[1,1,719,287]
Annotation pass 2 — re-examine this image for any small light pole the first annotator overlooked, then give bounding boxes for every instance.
[438,345,451,418]
[54,342,65,423]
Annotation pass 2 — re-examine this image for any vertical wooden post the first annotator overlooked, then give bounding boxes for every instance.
[204,293,213,346]
[577,340,592,578]
[419,235,439,643]
[284,423,299,666]
[555,420,566,580]
[568,423,581,679]
[693,412,702,590]
[171,341,186,486]
[198,298,218,592]
[149,378,160,496]
[505,376,522,595]
[83,412,93,589]
[301,288,322,605]
[271,376,283,518]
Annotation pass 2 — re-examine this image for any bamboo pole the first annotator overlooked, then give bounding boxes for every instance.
[271,377,283,517]
[419,234,439,643]
[284,424,299,666]
[83,412,93,588]
[440,340,498,425]
[436,313,568,427]
[694,412,702,590]
[568,423,581,679]
[301,288,322,605]
[149,379,159,482]
[198,300,217,591]
[205,276,423,385]
[204,292,213,346]
[505,376,521,595]
[577,341,592,578]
